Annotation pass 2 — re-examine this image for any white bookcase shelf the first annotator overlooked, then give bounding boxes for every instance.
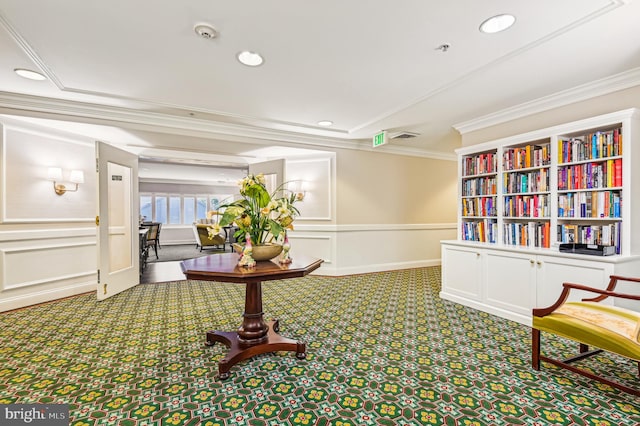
[442,108,640,325]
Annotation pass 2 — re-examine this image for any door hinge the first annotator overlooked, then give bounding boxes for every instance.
[103,283,107,295]
[97,269,100,283]
[96,158,99,173]
[96,216,100,226]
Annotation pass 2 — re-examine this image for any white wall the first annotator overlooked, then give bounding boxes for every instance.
[0,119,97,312]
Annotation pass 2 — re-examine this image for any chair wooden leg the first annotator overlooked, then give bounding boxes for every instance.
[532,328,540,370]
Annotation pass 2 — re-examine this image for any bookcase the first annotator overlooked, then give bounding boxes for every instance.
[442,109,640,326]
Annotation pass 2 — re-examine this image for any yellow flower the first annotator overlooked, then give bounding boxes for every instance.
[207,224,222,239]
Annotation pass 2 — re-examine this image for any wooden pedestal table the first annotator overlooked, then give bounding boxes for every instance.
[180,252,323,379]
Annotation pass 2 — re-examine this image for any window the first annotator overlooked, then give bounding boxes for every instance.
[155,196,167,224]
[169,196,181,224]
[140,193,234,225]
[140,195,152,222]
[196,197,208,220]
[184,197,195,224]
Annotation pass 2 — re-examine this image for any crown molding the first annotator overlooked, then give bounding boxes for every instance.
[0,92,455,160]
[454,66,640,134]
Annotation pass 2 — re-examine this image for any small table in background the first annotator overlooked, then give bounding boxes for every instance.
[180,253,323,379]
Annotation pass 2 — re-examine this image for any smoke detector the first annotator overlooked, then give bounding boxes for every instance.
[194,23,217,39]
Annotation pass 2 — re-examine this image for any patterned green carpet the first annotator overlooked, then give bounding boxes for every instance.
[0,267,638,425]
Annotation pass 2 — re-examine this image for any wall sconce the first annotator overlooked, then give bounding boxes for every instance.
[47,167,85,195]
[287,180,307,201]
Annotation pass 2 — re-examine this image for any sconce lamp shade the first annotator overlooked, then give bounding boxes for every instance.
[47,167,63,181]
[47,167,83,195]
[69,170,85,184]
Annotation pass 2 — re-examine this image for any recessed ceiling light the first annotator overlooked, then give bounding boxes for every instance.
[14,68,47,81]
[479,14,516,34]
[317,120,333,127]
[237,51,264,67]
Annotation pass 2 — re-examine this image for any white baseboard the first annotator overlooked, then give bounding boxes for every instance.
[316,259,441,276]
[0,280,95,312]
[439,291,531,326]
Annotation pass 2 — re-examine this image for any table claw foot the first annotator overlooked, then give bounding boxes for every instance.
[271,319,280,332]
[218,358,230,380]
[295,341,306,359]
[205,340,215,347]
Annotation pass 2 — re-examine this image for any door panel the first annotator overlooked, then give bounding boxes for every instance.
[485,250,536,316]
[97,142,139,300]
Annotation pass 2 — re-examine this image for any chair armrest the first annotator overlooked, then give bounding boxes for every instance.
[533,281,640,318]
[584,275,640,302]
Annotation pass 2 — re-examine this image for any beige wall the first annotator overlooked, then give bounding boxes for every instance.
[335,148,457,224]
[463,85,640,146]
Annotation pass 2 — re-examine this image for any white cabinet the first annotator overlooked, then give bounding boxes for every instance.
[441,244,482,301]
[535,254,613,308]
[440,241,639,325]
[484,250,536,319]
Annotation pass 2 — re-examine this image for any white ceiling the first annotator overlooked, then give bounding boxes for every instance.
[1,0,640,163]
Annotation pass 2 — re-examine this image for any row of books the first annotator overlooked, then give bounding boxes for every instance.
[461,219,497,243]
[558,191,621,218]
[503,221,551,248]
[463,221,620,251]
[462,152,497,176]
[558,128,622,163]
[557,223,621,253]
[504,194,549,218]
[462,197,497,217]
[557,159,622,190]
[503,169,549,194]
[462,176,497,196]
[503,143,550,171]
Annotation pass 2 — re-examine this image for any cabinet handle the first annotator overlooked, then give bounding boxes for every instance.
[530,259,535,265]
[537,261,542,266]
[476,253,480,257]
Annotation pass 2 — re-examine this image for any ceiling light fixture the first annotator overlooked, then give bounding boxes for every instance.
[479,14,516,34]
[237,51,264,67]
[14,68,47,81]
[317,120,333,127]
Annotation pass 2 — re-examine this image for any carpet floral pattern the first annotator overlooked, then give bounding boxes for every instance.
[0,267,639,425]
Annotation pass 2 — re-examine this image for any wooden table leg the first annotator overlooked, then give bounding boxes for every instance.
[205,281,306,379]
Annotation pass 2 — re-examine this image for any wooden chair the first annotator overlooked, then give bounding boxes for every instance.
[142,223,161,259]
[532,275,640,396]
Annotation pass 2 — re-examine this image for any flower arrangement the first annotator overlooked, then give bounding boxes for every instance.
[217,173,303,246]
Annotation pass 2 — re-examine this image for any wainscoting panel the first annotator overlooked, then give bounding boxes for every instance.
[1,242,96,290]
[287,234,333,266]
[0,227,97,311]
[0,123,96,223]
[291,223,456,276]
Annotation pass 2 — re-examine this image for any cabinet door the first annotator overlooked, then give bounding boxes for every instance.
[535,256,613,309]
[441,245,482,301]
[485,250,536,316]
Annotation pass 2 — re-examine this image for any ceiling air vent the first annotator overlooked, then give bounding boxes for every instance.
[389,131,420,139]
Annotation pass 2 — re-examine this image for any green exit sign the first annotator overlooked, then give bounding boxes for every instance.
[373,131,388,147]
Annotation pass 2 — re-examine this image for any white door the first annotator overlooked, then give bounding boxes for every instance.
[96,141,139,300]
